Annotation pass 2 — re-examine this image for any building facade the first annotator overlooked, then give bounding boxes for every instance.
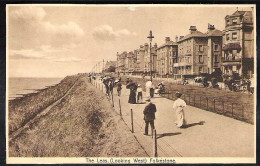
[206,24,223,74]
[174,26,208,79]
[126,51,136,74]
[222,10,254,78]
[156,37,178,76]
[117,51,127,74]
[135,45,145,73]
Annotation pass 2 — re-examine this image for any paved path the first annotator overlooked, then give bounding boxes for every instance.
[93,79,254,157]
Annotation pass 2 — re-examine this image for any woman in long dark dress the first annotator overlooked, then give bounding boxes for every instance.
[128,84,137,104]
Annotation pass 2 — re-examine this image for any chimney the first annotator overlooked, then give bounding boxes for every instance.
[144,43,149,50]
[175,35,178,42]
[208,23,215,31]
[154,43,157,49]
[189,26,197,33]
[179,36,184,40]
[140,45,143,48]
[165,37,171,43]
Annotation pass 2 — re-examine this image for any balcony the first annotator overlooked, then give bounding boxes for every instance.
[222,57,241,63]
[213,62,220,68]
[173,62,192,67]
[222,57,242,66]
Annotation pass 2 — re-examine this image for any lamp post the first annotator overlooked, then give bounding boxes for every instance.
[117,52,119,76]
[102,59,104,73]
[147,30,154,81]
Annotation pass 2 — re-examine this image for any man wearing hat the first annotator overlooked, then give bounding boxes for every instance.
[173,92,187,128]
[143,98,156,135]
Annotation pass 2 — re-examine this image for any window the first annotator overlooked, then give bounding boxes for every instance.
[233,50,238,57]
[226,34,229,41]
[214,55,218,62]
[187,46,191,53]
[232,32,237,40]
[199,55,203,63]
[199,45,203,52]
[187,57,191,63]
[226,19,229,26]
[214,44,219,51]
[232,18,238,24]
[199,66,203,73]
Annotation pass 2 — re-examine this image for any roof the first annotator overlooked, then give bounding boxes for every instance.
[156,41,178,50]
[206,29,223,37]
[232,10,246,16]
[178,30,207,42]
[222,43,241,51]
[226,10,251,18]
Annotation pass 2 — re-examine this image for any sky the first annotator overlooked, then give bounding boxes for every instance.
[7,4,254,78]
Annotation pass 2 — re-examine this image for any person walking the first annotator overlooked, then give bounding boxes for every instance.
[145,80,154,98]
[109,79,114,96]
[116,81,122,96]
[128,83,137,104]
[137,84,143,103]
[143,98,156,135]
[173,92,187,128]
[103,79,109,96]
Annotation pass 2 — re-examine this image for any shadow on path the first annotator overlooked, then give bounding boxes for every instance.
[136,102,146,104]
[182,121,205,129]
[150,96,163,98]
[157,132,182,139]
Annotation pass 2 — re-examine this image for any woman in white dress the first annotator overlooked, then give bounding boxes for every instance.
[145,81,154,98]
[173,92,187,128]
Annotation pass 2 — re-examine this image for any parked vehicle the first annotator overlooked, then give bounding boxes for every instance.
[182,78,189,85]
[194,76,203,83]
[157,82,165,95]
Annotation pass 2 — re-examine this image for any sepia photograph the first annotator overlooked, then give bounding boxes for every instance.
[6,4,256,164]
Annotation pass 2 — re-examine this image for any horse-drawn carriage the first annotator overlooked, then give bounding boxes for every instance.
[223,73,254,94]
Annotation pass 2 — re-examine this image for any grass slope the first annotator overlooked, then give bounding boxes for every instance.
[9,76,148,157]
[8,75,79,135]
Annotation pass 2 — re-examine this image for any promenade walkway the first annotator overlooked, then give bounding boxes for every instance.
[92,78,255,158]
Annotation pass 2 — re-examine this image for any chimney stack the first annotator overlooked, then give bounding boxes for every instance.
[175,35,178,42]
[165,37,171,43]
[154,43,157,49]
[189,26,197,34]
[179,36,184,40]
[144,43,149,50]
[140,45,143,48]
[208,23,215,31]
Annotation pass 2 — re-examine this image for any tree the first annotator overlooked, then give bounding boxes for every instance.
[107,66,116,72]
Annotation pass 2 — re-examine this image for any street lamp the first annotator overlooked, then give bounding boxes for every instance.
[117,52,119,76]
[147,30,154,81]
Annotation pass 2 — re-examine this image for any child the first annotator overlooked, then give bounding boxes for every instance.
[137,84,143,103]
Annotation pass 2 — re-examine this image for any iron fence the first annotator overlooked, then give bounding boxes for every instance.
[160,89,253,124]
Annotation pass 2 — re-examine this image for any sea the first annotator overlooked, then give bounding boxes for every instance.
[8,77,63,100]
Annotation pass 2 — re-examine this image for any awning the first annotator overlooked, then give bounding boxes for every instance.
[222,43,241,51]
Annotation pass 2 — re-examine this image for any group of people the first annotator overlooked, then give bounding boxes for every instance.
[126,77,143,104]
[101,76,123,97]
[92,74,188,136]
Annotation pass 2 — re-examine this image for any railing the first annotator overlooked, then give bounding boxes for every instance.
[222,57,242,62]
[173,62,192,67]
[160,89,253,124]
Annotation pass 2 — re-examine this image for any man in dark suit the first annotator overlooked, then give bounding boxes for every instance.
[143,98,156,135]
